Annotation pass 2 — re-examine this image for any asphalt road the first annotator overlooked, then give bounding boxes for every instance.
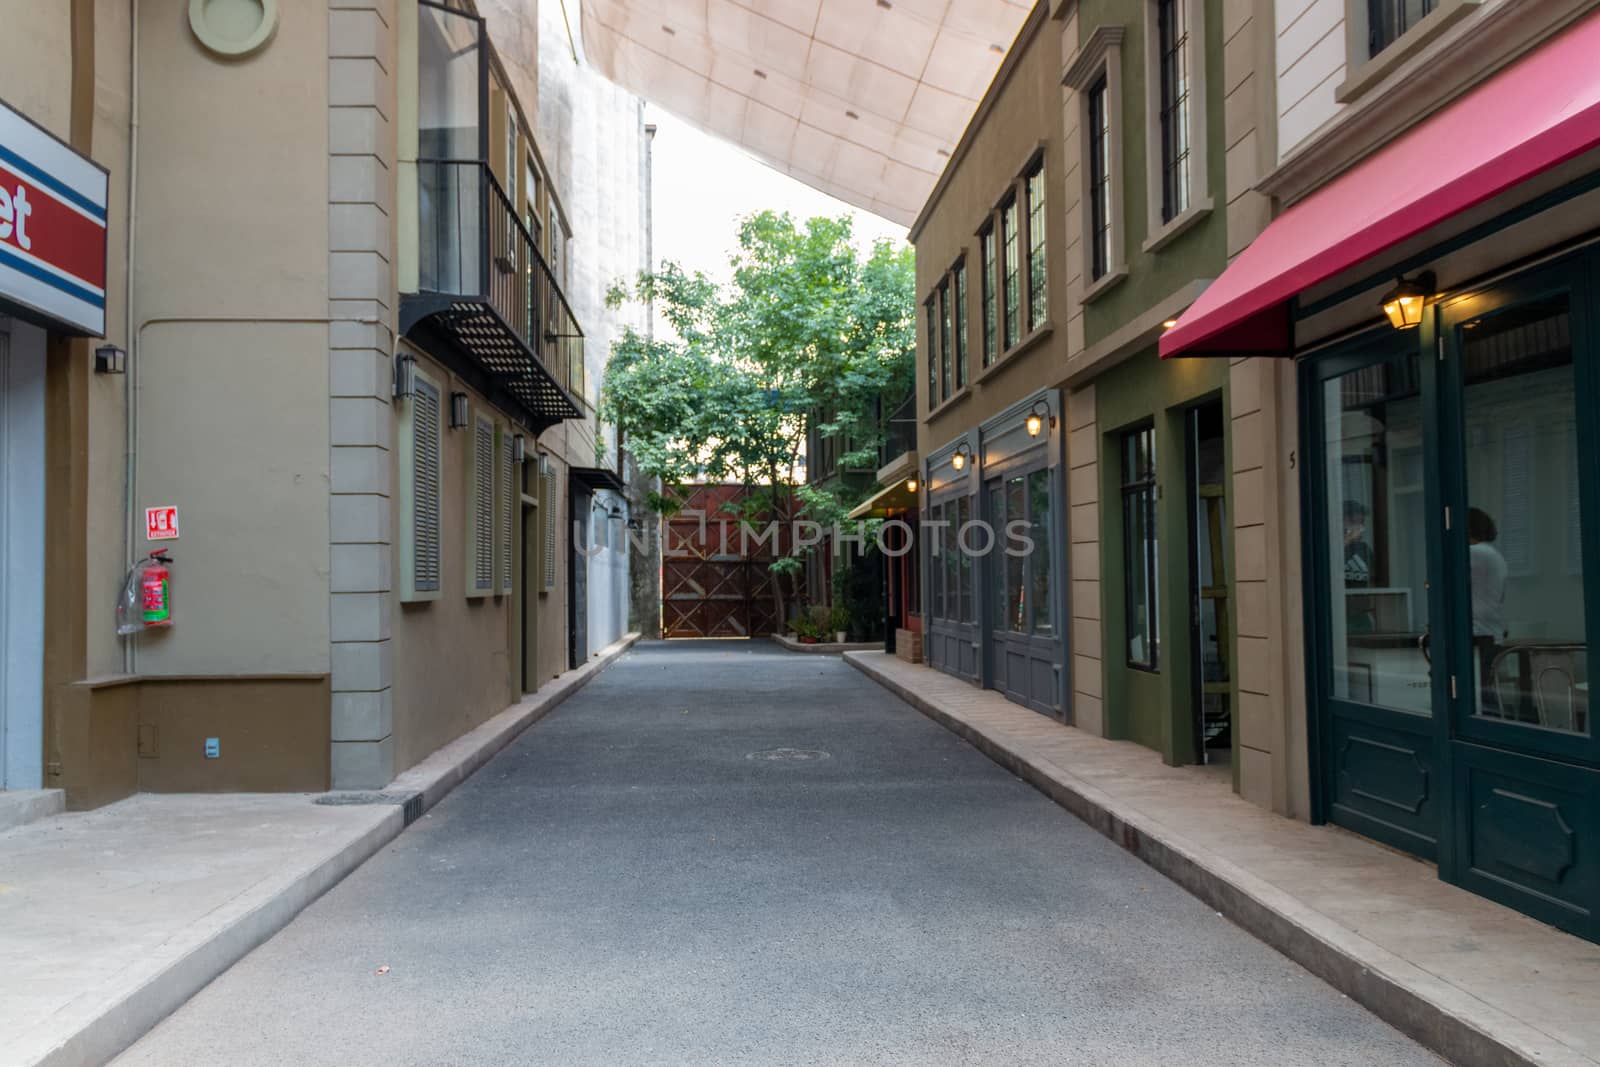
[116,640,1442,1066]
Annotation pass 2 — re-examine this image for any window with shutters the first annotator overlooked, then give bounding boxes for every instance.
[467,411,495,598]
[496,425,515,595]
[542,466,558,590]
[400,366,443,602]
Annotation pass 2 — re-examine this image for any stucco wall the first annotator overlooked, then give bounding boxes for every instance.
[912,5,1070,458]
[388,343,518,773]
[0,5,74,140]
[129,5,332,677]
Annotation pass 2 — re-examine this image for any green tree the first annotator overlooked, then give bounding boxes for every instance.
[601,211,915,624]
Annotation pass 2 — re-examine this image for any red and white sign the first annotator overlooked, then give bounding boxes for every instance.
[0,97,109,336]
[145,506,180,541]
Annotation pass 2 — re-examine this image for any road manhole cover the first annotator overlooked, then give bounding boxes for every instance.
[746,747,831,762]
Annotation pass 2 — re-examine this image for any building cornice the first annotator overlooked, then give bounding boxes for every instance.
[908,0,1050,244]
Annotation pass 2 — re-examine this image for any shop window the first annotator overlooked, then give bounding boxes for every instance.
[1029,468,1053,635]
[953,260,969,389]
[1025,162,1047,331]
[1005,475,1026,632]
[956,494,973,623]
[400,367,444,602]
[1001,194,1021,350]
[1122,424,1159,669]
[929,502,945,619]
[980,225,997,367]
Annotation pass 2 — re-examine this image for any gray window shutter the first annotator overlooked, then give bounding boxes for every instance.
[543,469,558,589]
[499,429,514,594]
[473,416,494,592]
[413,379,442,593]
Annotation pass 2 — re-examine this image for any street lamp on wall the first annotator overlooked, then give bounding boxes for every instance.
[1380,271,1435,330]
[1025,399,1055,437]
[94,344,126,374]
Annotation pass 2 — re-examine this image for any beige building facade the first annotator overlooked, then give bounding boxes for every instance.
[0,0,641,809]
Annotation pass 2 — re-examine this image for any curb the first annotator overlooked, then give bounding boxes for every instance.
[32,633,639,1067]
[844,651,1582,1067]
[768,633,882,655]
[0,790,65,835]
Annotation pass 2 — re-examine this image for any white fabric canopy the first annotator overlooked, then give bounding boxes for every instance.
[580,0,1031,226]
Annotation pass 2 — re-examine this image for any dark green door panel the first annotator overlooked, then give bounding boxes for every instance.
[1329,714,1439,861]
[1452,741,1598,940]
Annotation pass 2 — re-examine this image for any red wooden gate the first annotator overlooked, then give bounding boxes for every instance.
[662,485,782,639]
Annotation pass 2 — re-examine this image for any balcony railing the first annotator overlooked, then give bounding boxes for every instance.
[403,158,584,427]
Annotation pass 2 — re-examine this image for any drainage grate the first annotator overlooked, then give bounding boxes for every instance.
[314,791,424,824]
[746,748,831,762]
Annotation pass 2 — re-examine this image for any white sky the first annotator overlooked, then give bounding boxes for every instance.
[646,105,910,288]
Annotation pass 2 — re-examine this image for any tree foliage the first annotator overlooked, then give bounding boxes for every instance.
[601,211,915,616]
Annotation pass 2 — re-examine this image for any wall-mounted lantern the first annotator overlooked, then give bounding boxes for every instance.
[1381,271,1435,330]
[950,442,971,471]
[905,478,918,493]
[94,344,126,375]
[512,434,526,463]
[449,391,469,429]
[1025,399,1055,437]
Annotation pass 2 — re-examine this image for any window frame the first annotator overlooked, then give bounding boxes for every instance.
[1024,157,1048,333]
[925,296,939,411]
[979,223,998,368]
[1120,422,1160,671]
[953,259,969,390]
[1142,0,1212,252]
[1337,0,1477,103]
[1064,26,1127,302]
[399,361,444,604]
[1000,192,1021,350]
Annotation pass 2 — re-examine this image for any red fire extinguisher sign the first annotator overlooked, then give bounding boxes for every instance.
[146,506,179,541]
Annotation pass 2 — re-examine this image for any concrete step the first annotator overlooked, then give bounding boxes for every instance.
[0,790,65,835]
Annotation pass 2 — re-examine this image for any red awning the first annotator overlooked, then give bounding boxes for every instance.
[1161,10,1600,358]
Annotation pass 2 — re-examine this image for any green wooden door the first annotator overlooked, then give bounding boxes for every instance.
[1305,337,1447,861]
[1434,259,1600,939]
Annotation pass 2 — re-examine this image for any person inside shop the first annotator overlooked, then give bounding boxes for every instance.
[1469,506,1508,713]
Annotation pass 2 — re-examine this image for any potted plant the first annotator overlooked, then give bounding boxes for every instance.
[791,614,819,644]
[829,604,850,645]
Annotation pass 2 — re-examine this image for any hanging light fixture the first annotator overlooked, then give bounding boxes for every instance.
[1025,398,1054,437]
[905,478,918,493]
[950,442,971,471]
[1380,271,1434,330]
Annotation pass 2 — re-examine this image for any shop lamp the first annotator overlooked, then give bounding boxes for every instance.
[950,443,970,471]
[94,344,126,374]
[449,391,469,429]
[1025,399,1055,437]
[392,352,416,399]
[905,478,918,493]
[512,434,526,463]
[1380,271,1434,330]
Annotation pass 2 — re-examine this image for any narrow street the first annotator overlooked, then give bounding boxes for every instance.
[116,642,1437,1067]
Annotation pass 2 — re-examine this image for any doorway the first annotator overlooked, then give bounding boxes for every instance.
[1186,400,1231,766]
[1305,253,1600,940]
[567,483,591,669]
[0,317,46,790]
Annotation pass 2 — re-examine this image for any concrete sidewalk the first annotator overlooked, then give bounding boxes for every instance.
[847,650,1600,1067]
[0,634,637,1067]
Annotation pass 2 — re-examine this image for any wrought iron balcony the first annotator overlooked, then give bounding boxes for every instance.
[401,158,584,431]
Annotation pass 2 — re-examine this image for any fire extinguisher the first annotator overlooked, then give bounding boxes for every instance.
[140,551,173,627]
